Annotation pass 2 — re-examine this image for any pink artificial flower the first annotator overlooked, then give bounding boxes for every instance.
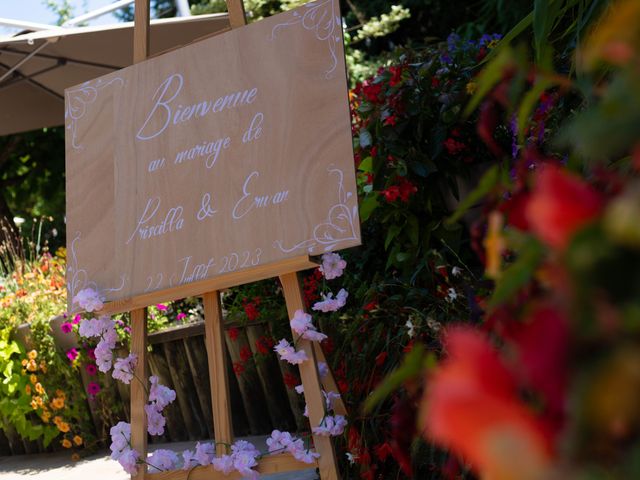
[73,287,103,312]
[60,322,73,334]
[212,454,234,474]
[109,421,131,457]
[319,253,347,280]
[176,312,187,322]
[290,310,327,342]
[85,363,97,376]
[72,314,82,325]
[67,348,79,362]
[313,415,348,436]
[312,289,349,313]
[87,381,101,396]
[274,339,309,365]
[195,442,215,466]
[156,304,168,312]
[145,404,166,436]
[112,354,138,385]
[147,449,178,472]
[182,449,198,470]
[118,448,139,475]
[149,376,176,409]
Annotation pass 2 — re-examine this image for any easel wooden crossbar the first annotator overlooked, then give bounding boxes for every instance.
[126,2,344,479]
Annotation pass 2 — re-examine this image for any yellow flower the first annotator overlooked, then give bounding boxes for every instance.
[27,350,37,360]
[30,374,38,385]
[53,416,63,426]
[25,385,31,395]
[51,397,65,410]
[35,383,45,395]
[58,422,70,433]
[465,82,477,95]
[41,412,51,423]
[61,439,72,449]
[30,399,38,410]
[55,389,66,399]
[36,396,44,407]
[73,435,83,446]
[21,359,27,367]
[27,359,38,372]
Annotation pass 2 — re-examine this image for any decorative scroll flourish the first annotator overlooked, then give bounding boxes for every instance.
[65,77,124,150]
[274,167,358,254]
[67,232,126,305]
[270,0,342,78]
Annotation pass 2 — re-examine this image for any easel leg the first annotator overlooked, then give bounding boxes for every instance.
[279,273,340,480]
[203,291,234,455]
[312,343,347,417]
[130,308,148,480]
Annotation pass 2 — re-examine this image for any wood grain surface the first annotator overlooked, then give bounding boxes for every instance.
[65,0,359,310]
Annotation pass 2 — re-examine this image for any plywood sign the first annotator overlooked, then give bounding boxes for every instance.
[65,0,360,308]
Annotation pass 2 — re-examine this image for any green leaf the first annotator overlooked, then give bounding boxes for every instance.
[490,238,545,307]
[359,194,379,222]
[358,156,373,173]
[385,224,403,250]
[447,165,501,225]
[364,344,427,413]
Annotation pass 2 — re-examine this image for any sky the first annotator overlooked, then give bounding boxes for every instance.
[0,0,123,36]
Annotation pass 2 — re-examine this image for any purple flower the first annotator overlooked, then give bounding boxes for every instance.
[156,304,168,312]
[67,348,79,362]
[176,312,187,322]
[60,322,73,334]
[85,363,97,376]
[87,381,101,395]
[72,314,81,325]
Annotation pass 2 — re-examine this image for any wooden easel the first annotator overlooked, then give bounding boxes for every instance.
[125,2,346,479]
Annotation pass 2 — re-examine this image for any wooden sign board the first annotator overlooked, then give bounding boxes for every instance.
[65,0,360,309]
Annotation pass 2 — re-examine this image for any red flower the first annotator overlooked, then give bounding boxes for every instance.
[398,178,417,202]
[526,165,603,249]
[228,327,240,341]
[87,382,101,396]
[243,299,260,321]
[85,363,97,376]
[384,114,398,126]
[420,327,552,479]
[363,300,378,312]
[255,336,275,355]
[362,81,383,103]
[283,372,299,389]
[375,351,388,367]
[374,442,393,462]
[382,185,400,202]
[389,65,403,87]
[431,77,440,88]
[240,346,253,362]
[371,146,378,158]
[233,362,245,375]
[338,379,349,394]
[444,137,466,156]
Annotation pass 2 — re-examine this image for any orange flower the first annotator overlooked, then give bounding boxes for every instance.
[27,350,37,360]
[73,435,83,446]
[30,399,38,410]
[62,439,72,449]
[29,374,38,384]
[27,359,38,372]
[420,327,552,480]
[40,361,47,373]
[25,385,31,395]
[526,165,602,250]
[53,416,63,426]
[55,389,66,400]
[35,383,45,395]
[58,422,70,433]
[21,359,27,367]
[51,397,65,409]
[41,412,51,423]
